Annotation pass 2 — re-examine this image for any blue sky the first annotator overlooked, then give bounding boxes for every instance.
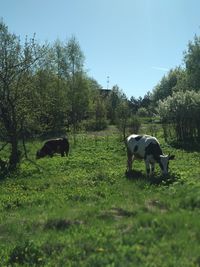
[1,0,200,98]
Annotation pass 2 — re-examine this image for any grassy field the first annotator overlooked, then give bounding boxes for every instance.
[0,130,200,266]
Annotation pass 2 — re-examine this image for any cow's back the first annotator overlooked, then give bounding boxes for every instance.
[36,137,69,159]
[127,134,159,158]
[44,138,69,153]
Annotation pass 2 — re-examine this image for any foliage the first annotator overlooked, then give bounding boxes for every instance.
[116,99,130,140]
[0,20,46,168]
[33,70,69,134]
[137,107,148,117]
[152,67,184,103]
[0,22,102,168]
[66,37,88,139]
[184,35,200,90]
[127,116,141,134]
[106,85,127,124]
[152,34,200,106]
[0,20,158,170]
[129,92,154,117]
[158,90,200,144]
[83,118,108,131]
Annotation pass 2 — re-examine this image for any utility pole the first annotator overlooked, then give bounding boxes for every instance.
[107,76,110,89]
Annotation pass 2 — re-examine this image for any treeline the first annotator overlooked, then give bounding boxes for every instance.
[0,20,149,169]
[151,35,200,147]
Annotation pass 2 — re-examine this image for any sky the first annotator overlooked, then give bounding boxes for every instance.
[1,0,200,99]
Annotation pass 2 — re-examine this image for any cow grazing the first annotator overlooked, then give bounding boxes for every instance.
[126,134,175,176]
[36,137,69,159]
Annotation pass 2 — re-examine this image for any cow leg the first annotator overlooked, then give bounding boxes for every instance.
[127,149,133,172]
[48,149,53,157]
[151,163,155,176]
[145,160,151,177]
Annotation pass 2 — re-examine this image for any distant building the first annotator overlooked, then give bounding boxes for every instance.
[99,88,111,98]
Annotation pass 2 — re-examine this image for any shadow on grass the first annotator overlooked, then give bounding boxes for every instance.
[44,219,84,231]
[125,170,179,186]
[98,207,137,221]
[170,138,200,152]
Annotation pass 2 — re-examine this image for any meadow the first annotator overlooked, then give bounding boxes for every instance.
[0,128,200,266]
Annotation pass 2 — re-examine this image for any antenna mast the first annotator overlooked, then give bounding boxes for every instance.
[107,76,110,89]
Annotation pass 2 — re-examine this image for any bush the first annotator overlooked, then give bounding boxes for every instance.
[158,90,200,143]
[137,107,149,117]
[127,116,141,134]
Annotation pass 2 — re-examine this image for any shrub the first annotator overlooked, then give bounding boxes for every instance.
[158,90,200,143]
[137,107,149,117]
[127,116,141,134]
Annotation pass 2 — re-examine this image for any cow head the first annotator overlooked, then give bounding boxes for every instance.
[158,154,175,175]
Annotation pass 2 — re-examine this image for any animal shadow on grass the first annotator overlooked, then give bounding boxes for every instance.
[125,170,178,186]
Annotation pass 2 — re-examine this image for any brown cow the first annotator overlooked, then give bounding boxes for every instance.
[36,137,69,159]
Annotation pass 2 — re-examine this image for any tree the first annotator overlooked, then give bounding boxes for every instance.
[106,85,126,124]
[158,90,200,143]
[65,36,87,142]
[184,35,200,91]
[152,68,182,103]
[52,40,69,79]
[33,69,69,134]
[0,21,45,169]
[129,96,140,114]
[116,99,130,141]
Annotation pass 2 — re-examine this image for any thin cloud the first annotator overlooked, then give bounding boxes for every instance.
[152,66,169,72]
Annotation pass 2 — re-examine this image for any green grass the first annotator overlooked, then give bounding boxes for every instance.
[0,133,200,266]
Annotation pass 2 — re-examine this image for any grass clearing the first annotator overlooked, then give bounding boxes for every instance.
[0,133,200,266]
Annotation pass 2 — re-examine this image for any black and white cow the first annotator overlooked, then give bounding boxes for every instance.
[126,134,175,176]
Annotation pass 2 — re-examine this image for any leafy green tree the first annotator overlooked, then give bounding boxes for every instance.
[152,34,200,106]
[83,78,108,131]
[85,94,108,131]
[129,96,140,113]
[116,99,130,140]
[152,68,182,103]
[140,91,152,109]
[106,85,126,124]
[53,40,69,79]
[129,93,153,115]
[0,21,45,168]
[184,35,200,91]
[137,107,148,117]
[65,36,88,142]
[33,69,69,134]
[158,90,200,143]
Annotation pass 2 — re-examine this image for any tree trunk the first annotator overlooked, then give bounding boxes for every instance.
[9,134,20,170]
